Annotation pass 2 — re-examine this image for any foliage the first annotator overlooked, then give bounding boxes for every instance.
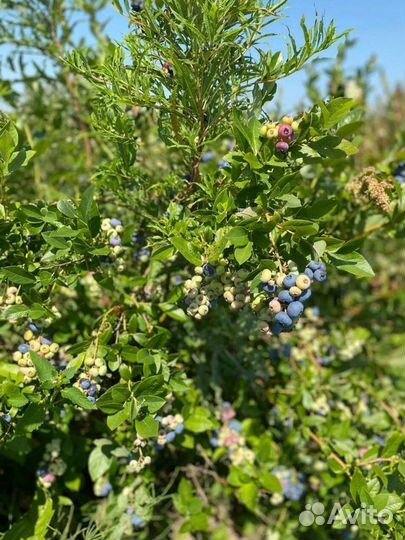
[0,1,405,539]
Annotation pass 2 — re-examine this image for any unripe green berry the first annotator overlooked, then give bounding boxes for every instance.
[260,269,272,283]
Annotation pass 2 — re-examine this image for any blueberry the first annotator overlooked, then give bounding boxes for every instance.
[135,248,151,262]
[304,267,314,279]
[87,384,98,397]
[131,514,145,528]
[228,420,242,433]
[202,263,216,277]
[274,311,293,329]
[308,261,321,271]
[299,288,312,302]
[88,396,96,404]
[18,344,30,353]
[166,431,176,443]
[110,237,122,247]
[130,1,143,12]
[218,160,231,169]
[28,323,39,333]
[201,151,215,163]
[287,301,304,319]
[132,232,146,245]
[110,218,122,227]
[261,283,277,294]
[311,307,320,317]
[2,413,12,423]
[210,436,220,447]
[283,274,297,288]
[271,322,284,336]
[175,423,185,435]
[278,290,294,304]
[40,337,52,345]
[313,269,327,282]
[80,379,91,390]
[98,482,112,497]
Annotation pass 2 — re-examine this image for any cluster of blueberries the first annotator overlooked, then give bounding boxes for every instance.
[101,218,124,249]
[273,466,306,502]
[156,414,185,447]
[268,261,327,336]
[200,151,231,170]
[76,375,99,404]
[260,115,299,155]
[394,163,405,185]
[132,230,151,263]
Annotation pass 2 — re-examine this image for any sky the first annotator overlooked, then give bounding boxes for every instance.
[1,0,404,108]
[97,0,405,107]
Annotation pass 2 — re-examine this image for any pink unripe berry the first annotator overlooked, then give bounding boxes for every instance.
[278,124,294,141]
[275,141,289,154]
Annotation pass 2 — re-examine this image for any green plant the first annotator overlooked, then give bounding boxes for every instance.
[1,1,405,539]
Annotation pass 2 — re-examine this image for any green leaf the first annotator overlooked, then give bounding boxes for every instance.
[227,227,249,247]
[30,353,57,384]
[170,237,201,265]
[331,252,375,278]
[16,404,45,434]
[2,267,35,284]
[185,407,218,433]
[88,444,112,481]
[234,242,253,264]
[135,415,159,438]
[232,111,261,155]
[238,483,258,511]
[79,186,100,236]
[62,387,96,410]
[319,98,357,129]
[96,383,130,414]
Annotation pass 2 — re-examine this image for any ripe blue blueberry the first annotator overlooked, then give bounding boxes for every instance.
[87,384,98,397]
[218,160,231,169]
[304,267,314,279]
[202,263,216,277]
[307,261,321,271]
[166,431,176,443]
[110,237,122,247]
[131,514,145,528]
[18,344,30,353]
[2,413,12,423]
[40,337,52,345]
[175,423,185,435]
[313,269,327,282]
[130,1,143,12]
[110,218,122,227]
[298,288,312,302]
[98,482,112,497]
[201,151,215,163]
[271,322,284,336]
[228,420,242,433]
[261,283,277,294]
[88,396,96,404]
[278,290,294,304]
[28,323,39,333]
[394,163,405,184]
[274,311,293,328]
[80,379,91,390]
[283,274,297,288]
[287,301,304,319]
[210,436,220,447]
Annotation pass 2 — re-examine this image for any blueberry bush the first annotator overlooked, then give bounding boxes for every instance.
[1,1,405,539]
